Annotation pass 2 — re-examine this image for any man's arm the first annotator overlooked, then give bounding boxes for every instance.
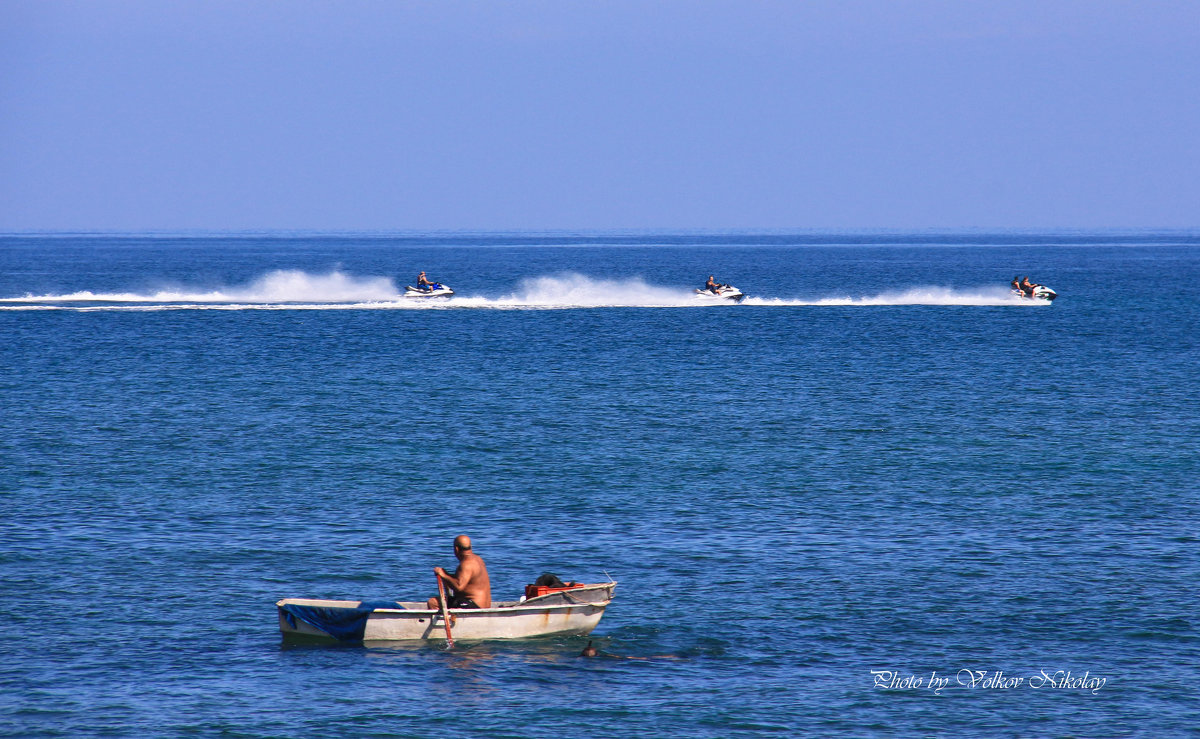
[433,562,475,592]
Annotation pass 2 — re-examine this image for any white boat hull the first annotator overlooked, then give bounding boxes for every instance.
[278,582,616,642]
[1011,285,1057,301]
[694,285,745,303]
[404,285,454,298]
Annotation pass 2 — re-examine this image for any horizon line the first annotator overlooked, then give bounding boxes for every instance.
[3,226,1200,239]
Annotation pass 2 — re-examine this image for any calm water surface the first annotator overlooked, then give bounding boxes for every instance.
[1,232,1198,736]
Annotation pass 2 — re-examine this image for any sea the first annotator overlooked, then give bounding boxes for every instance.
[1,231,1197,737]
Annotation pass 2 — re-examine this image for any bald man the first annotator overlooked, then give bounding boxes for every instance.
[427,535,492,610]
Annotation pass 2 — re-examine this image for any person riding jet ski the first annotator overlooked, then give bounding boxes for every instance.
[1011,275,1056,301]
[404,271,454,297]
[695,275,745,302]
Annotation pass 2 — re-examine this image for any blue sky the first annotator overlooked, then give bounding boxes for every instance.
[2,1,1197,231]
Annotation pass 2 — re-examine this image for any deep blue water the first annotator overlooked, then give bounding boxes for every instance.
[1,232,1198,737]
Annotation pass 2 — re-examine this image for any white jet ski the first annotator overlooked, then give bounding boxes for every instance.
[1011,285,1057,302]
[404,283,454,298]
[694,284,745,303]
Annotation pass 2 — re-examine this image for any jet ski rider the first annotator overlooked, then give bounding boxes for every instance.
[705,275,723,294]
[1020,276,1038,297]
[416,271,436,291]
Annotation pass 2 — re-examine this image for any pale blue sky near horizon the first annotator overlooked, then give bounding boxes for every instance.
[2,1,1198,232]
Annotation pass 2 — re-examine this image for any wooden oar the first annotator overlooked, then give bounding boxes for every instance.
[435,574,454,647]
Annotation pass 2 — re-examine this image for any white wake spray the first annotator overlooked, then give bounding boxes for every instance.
[492,273,699,307]
[1,272,1045,310]
[743,286,1045,307]
[0,269,401,305]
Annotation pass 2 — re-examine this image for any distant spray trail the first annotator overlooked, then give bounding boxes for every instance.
[742,286,1047,307]
[0,272,1047,310]
[0,269,399,305]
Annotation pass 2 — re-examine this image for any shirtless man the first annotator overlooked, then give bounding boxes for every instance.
[427,535,491,609]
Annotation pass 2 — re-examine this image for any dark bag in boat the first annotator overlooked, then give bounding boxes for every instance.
[534,573,567,588]
[524,573,584,600]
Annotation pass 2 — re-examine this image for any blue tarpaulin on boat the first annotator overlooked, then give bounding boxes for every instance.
[281,601,402,641]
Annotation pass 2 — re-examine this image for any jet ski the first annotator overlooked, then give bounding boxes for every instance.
[404,283,454,298]
[694,284,745,303]
[1011,285,1057,301]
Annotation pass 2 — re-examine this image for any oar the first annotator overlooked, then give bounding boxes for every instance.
[435,574,454,647]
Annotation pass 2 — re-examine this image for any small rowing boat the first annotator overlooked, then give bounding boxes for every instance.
[277,581,616,642]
